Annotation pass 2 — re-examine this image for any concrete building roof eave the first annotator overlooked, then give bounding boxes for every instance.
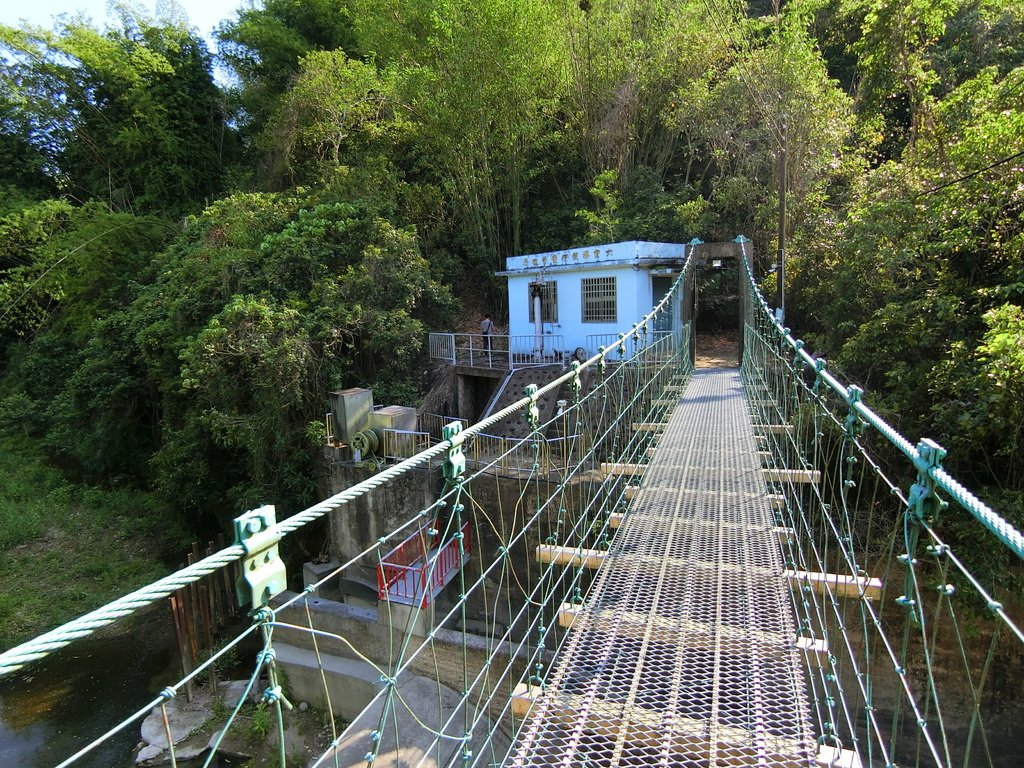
[495,257,687,278]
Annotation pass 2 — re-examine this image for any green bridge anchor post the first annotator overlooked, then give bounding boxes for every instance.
[890,439,948,760]
[232,505,292,765]
[523,384,550,695]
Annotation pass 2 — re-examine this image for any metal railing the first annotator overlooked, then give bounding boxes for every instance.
[326,414,581,473]
[417,411,452,442]
[382,429,431,461]
[418,413,590,474]
[737,236,1024,768]
[376,521,472,607]
[428,332,565,369]
[465,432,589,475]
[585,333,633,361]
[586,330,676,361]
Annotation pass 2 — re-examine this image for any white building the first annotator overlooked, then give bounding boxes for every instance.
[497,240,696,360]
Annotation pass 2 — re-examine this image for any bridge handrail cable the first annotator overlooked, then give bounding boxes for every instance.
[739,239,1024,562]
[0,254,692,680]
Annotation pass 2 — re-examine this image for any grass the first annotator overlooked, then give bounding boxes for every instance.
[0,435,191,649]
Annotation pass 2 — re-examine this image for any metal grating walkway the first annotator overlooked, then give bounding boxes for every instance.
[509,368,816,767]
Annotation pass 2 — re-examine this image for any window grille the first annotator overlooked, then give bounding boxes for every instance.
[581,276,616,323]
[528,281,558,323]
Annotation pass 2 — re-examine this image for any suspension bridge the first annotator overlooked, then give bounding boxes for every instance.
[0,239,1021,768]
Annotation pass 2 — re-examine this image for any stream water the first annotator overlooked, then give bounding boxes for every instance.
[0,611,178,767]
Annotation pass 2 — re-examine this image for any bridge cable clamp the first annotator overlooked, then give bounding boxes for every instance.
[812,358,827,396]
[843,385,865,438]
[442,421,466,483]
[524,384,540,431]
[233,505,287,613]
[569,360,582,402]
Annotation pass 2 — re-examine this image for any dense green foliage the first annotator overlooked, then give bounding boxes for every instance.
[0,434,188,646]
[787,0,1024,528]
[1,12,229,213]
[1,0,1021,584]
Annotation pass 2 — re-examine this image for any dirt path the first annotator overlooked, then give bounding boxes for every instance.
[694,333,739,368]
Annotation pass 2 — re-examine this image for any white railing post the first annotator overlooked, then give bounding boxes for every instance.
[432,332,563,369]
[428,333,456,363]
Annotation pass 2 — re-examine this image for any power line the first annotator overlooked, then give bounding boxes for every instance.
[699,0,785,148]
[916,148,1024,198]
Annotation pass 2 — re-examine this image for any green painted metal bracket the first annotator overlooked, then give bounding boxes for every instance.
[442,421,466,483]
[844,385,865,438]
[569,360,582,403]
[524,384,540,431]
[234,505,287,612]
[811,358,827,396]
[791,339,804,369]
[900,439,949,624]
[908,439,948,524]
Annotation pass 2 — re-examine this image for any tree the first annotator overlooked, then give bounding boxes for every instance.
[0,85,55,200]
[0,200,171,482]
[563,0,726,188]
[1,10,228,215]
[790,56,1023,528]
[216,0,359,153]
[129,191,454,520]
[172,295,316,508]
[0,200,168,340]
[264,50,395,185]
[807,0,1024,163]
[350,0,567,271]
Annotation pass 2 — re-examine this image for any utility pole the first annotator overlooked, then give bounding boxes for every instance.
[775,117,787,323]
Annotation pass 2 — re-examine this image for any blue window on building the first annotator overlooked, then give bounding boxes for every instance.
[581,277,616,323]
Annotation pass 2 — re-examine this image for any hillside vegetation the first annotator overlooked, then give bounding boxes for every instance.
[0,0,1021,638]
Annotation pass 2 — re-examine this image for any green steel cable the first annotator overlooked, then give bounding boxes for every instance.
[52,622,261,767]
[739,248,1024,561]
[1,260,694,682]
[741,257,1020,768]
[304,597,342,768]
[24,241,1024,768]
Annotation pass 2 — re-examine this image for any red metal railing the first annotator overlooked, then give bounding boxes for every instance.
[377,522,472,607]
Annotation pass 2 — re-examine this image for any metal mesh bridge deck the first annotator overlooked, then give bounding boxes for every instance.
[509,368,816,767]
